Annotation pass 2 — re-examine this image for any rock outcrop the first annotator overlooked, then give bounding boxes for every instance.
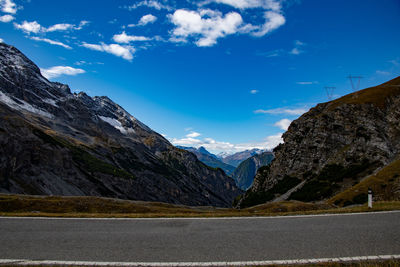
[238,76,400,208]
[0,42,242,207]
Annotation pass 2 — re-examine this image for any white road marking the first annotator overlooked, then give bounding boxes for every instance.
[1,255,400,266]
[0,210,399,221]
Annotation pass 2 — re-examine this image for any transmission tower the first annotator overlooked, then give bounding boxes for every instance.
[347,75,363,92]
[324,86,336,100]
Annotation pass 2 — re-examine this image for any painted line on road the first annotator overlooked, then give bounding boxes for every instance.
[1,255,400,266]
[0,210,399,221]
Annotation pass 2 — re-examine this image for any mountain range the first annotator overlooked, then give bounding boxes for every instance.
[221,149,265,167]
[238,76,400,208]
[177,146,273,190]
[0,42,242,207]
[176,146,236,176]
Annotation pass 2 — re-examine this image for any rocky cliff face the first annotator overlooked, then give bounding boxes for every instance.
[238,76,400,208]
[0,42,242,207]
[231,152,274,190]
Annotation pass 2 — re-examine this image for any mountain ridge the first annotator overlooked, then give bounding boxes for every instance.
[0,42,242,207]
[238,76,400,208]
[176,146,236,176]
[221,149,265,167]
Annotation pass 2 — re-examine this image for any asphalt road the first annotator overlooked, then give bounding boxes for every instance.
[0,211,399,263]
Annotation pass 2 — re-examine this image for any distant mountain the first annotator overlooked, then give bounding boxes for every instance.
[238,76,400,208]
[177,146,236,176]
[217,151,230,159]
[197,146,218,159]
[231,152,274,190]
[222,149,264,167]
[0,42,242,207]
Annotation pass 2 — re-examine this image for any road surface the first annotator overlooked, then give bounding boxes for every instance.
[0,211,399,265]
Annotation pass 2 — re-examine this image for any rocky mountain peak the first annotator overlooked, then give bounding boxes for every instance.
[0,42,241,207]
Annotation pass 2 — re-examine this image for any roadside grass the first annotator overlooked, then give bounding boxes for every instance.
[264,260,400,267]
[0,194,399,218]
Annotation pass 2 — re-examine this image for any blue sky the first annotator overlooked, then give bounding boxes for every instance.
[0,0,399,154]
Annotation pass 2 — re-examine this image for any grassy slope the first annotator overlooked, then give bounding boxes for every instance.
[330,158,400,206]
[328,76,400,110]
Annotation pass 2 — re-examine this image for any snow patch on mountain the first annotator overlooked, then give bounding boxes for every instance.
[98,115,135,135]
[0,91,53,118]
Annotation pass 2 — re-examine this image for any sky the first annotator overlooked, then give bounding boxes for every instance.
[0,0,399,155]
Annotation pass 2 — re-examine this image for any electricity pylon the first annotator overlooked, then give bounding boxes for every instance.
[324,86,336,100]
[347,75,363,92]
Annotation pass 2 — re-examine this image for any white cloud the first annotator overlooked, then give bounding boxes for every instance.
[74,60,104,66]
[186,131,201,138]
[0,0,17,14]
[245,11,285,37]
[171,133,283,154]
[296,81,318,85]
[201,0,282,10]
[14,20,89,34]
[0,38,3,43]
[112,31,151,43]
[256,49,282,57]
[46,23,75,32]
[75,20,90,30]
[389,59,399,66]
[138,14,157,26]
[290,47,300,55]
[0,14,14,23]
[198,0,285,38]
[254,107,308,116]
[257,40,305,58]
[274,118,291,130]
[250,89,259,94]
[46,21,89,32]
[40,66,85,79]
[376,70,390,75]
[289,39,305,55]
[125,0,172,11]
[82,42,135,61]
[171,137,204,146]
[30,36,72,49]
[14,21,42,34]
[169,9,243,47]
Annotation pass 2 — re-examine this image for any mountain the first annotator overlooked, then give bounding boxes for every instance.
[177,146,236,176]
[222,149,264,167]
[217,151,230,159]
[231,152,274,190]
[237,76,400,208]
[0,42,242,207]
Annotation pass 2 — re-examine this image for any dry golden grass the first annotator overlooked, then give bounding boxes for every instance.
[264,260,400,267]
[330,158,400,206]
[0,194,399,218]
[328,76,400,110]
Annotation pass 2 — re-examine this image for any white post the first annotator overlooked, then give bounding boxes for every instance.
[368,188,373,208]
